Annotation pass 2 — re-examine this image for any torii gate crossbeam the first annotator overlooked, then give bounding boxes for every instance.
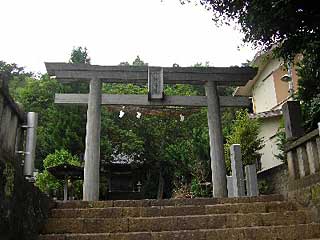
[55,94,250,107]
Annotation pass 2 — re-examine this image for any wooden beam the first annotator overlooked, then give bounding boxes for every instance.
[55,93,250,107]
[46,62,257,86]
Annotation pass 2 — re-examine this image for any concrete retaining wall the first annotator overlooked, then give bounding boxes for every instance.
[257,164,288,196]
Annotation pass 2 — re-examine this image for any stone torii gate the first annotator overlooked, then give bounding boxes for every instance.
[45,63,256,201]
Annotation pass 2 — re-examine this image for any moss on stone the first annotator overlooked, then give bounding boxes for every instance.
[311,184,320,206]
[4,161,15,198]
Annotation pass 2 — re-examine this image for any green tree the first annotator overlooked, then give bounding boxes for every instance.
[177,0,320,175]
[14,75,86,163]
[99,60,212,198]
[224,109,264,174]
[69,46,91,64]
[0,61,32,96]
[193,0,319,59]
[35,149,82,198]
[274,118,287,163]
[132,55,147,66]
[183,0,320,130]
[297,47,320,130]
[165,113,212,198]
[12,46,92,164]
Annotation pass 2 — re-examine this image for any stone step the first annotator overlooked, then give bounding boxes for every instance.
[42,210,311,234]
[50,201,298,219]
[38,223,320,240]
[55,194,284,209]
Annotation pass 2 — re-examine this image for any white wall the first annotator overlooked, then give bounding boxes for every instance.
[252,59,281,113]
[258,116,283,170]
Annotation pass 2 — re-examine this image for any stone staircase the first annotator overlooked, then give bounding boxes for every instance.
[39,194,320,240]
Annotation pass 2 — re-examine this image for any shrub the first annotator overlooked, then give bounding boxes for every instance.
[190,178,212,198]
[224,109,264,174]
[302,94,320,131]
[35,149,82,199]
[274,118,287,164]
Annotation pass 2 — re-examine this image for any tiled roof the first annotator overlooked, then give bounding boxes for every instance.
[249,109,282,119]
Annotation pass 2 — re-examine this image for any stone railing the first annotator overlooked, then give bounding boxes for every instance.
[282,100,320,182]
[286,127,320,180]
[282,101,320,221]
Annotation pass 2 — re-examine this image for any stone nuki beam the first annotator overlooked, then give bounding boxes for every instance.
[45,63,257,86]
[55,94,250,107]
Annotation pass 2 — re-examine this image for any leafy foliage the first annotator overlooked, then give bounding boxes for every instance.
[14,75,86,164]
[258,179,273,195]
[69,46,91,64]
[35,149,82,198]
[224,109,264,174]
[132,55,147,66]
[301,94,320,131]
[274,118,287,164]
[181,0,320,131]
[297,45,320,130]
[190,178,211,198]
[42,149,80,169]
[0,61,32,95]
[190,1,320,59]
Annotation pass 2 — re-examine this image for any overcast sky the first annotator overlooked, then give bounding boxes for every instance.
[1,0,256,74]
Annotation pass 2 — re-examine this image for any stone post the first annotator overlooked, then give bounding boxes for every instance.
[230,144,245,197]
[63,178,68,202]
[205,81,227,197]
[282,101,304,140]
[227,176,234,197]
[245,164,259,197]
[83,77,102,201]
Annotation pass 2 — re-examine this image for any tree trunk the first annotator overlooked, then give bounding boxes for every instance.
[157,167,164,199]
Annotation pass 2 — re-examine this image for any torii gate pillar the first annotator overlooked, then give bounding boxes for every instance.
[83,77,102,201]
[205,81,228,197]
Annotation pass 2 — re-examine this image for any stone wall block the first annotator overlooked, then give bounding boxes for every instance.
[0,105,12,154]
[7,114,18,156]
[0,94,4,124]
